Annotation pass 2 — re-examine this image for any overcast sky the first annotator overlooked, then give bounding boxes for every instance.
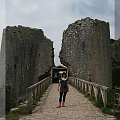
[115,0,120,39]
[0,0,115,65]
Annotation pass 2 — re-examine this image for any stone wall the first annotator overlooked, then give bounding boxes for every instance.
[60,17,112,88]
[111,38,120,67]
[116,39,120,63]
[1,25,54,111]
[0,30,5,116]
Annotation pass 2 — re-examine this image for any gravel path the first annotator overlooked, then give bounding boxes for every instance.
[20,84,115,120]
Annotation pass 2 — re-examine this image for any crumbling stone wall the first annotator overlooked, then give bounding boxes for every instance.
[0,30,5,116]
[60,17,112,88]
[111,38,120,67]
[1,25,54,111]
[116,39,120,63]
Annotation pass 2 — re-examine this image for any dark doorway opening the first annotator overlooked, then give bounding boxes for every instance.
[51,65,68,83]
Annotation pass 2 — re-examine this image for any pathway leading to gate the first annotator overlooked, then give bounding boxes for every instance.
[20,84,115,120]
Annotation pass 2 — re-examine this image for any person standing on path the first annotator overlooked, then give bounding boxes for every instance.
[57,72,69,108]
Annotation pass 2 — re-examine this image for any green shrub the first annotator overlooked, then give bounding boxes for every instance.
[101,107,113,115]
[112,68,120,88]
[107,90,115,108]
[95,96,103,108]
[114,113,120,120]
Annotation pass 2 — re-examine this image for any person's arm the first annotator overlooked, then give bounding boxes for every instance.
[58,79,61,91]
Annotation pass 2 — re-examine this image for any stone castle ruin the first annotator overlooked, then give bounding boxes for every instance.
[60,17,112,88]
[1,26,54,111]
[0,17,115,112]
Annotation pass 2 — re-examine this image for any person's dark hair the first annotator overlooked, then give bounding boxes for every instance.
[62,72,67,78]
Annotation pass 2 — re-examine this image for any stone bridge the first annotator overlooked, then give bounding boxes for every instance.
[20,77,115,120]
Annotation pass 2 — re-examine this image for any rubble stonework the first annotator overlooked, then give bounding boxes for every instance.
[111,39,120,67]
[1,26,54,110]
[60,17,112,88]
[116,39,120,63]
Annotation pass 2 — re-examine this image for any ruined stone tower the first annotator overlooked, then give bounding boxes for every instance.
[60,17,112,88]
[111,38,120,66]
[1,26,54,110]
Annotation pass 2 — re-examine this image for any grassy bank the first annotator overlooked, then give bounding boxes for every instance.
[6,100,37,120]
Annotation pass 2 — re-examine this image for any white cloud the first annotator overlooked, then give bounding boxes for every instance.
[0,0,115,65]
[115,0,120,39]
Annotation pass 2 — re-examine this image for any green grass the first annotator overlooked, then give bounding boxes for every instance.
[114,113,120,120]
[6,100,37,120]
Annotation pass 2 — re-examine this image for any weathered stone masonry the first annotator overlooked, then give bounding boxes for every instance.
[111,38,120,66]
[0,29,5,116]
[2,25,54,110]
[60,17,112,88]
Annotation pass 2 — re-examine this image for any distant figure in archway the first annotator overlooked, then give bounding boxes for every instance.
[87,74,92,82]
[57,72,69,108]
[54,72,58,83]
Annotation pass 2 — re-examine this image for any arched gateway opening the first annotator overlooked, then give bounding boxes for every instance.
[51,65,68,83]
